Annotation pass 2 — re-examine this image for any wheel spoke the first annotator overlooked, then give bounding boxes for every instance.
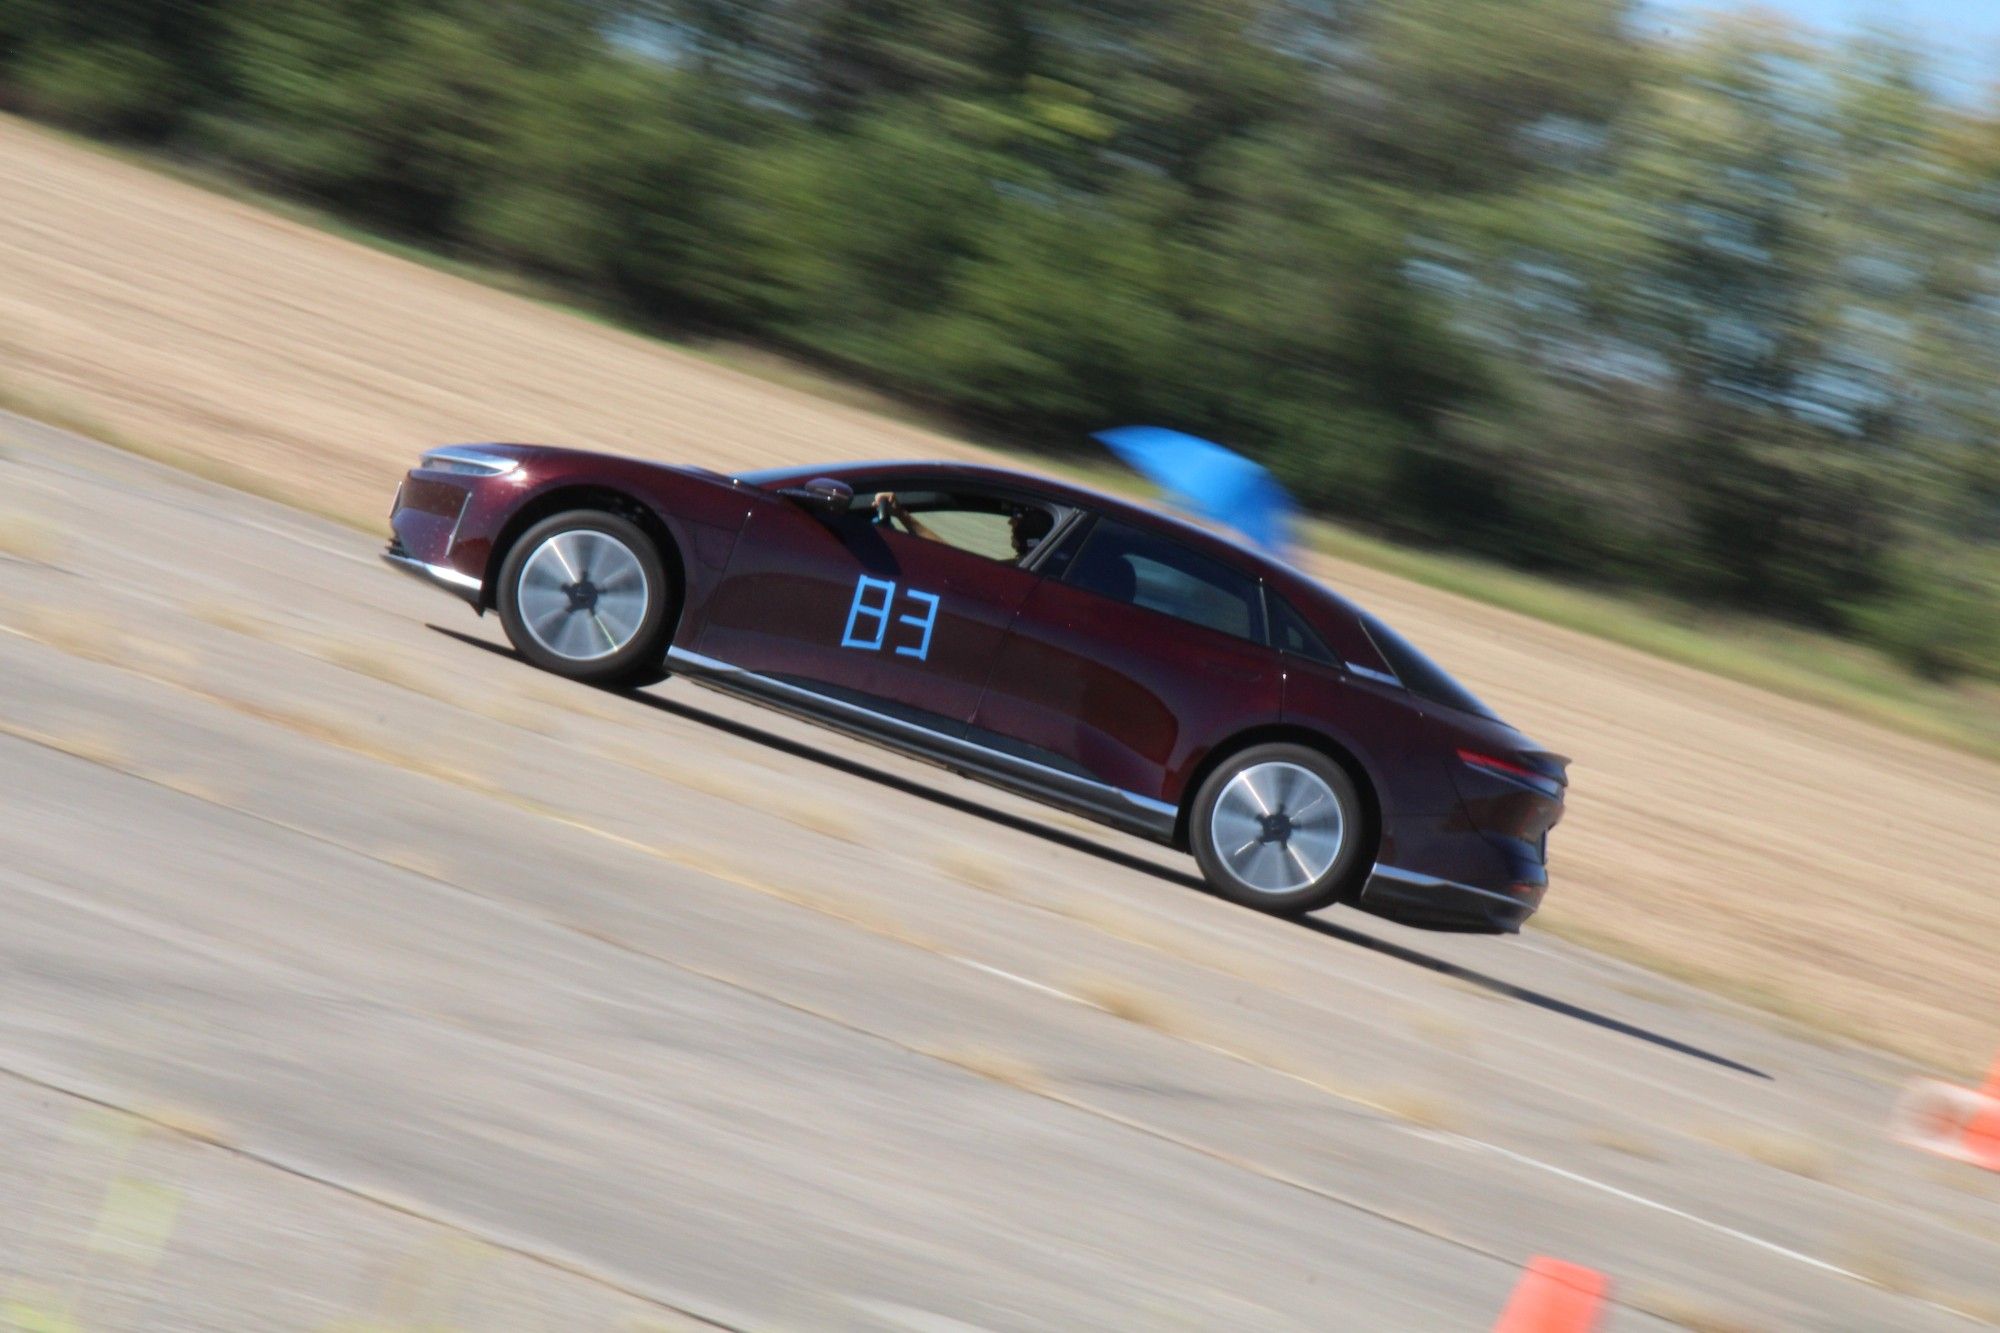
[528,604,570,641]
[547,534,583,583]
[1232,841,1272,888]
[1291,809,1342,839]
[589,611,620,652]
[1271,765,1312,813]
[595,589,647,638]
[569,530,607,580]
[520,559,566,592]
[1289,823,1343,872]
[1211,804,1261,840]
[1259,842,1300,891]
[1253,769,1291,818]
[553,611,597,658]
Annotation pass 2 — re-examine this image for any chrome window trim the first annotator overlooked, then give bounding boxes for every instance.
[1020,506,1091,576]
[1344,661,1401,688]
[665,647,1178,819]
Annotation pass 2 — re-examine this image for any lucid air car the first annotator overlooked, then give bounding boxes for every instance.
[385,444,1567,928]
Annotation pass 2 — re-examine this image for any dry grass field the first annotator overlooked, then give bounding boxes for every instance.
[2,114,1996,1074]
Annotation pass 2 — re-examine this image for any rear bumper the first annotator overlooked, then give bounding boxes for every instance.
[1353,862,1544,934]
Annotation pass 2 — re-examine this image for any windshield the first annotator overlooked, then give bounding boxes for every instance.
[1359,613,1500,722]
[732,465,807,486]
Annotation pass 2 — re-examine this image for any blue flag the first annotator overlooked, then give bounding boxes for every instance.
[1093,426,1296,553]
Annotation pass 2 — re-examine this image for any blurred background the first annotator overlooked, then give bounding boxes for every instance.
[4,3,2000,1329]
[3,0,1998,685]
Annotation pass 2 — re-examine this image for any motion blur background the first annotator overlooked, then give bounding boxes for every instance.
[4,0,1998,690]
[5,3,2000,1329]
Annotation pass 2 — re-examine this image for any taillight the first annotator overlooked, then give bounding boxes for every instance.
[1456,749,1562,797]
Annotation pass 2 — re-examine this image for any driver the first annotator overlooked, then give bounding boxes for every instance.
[872,492,1056,565]
[1008,505,1054,561]
[872,491,939,543]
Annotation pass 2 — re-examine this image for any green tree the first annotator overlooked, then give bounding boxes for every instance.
[2,0,231,134]
[4,0,1996,678]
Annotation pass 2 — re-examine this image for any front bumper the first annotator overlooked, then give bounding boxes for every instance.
[381,544,482,605]
[387,463,490,606]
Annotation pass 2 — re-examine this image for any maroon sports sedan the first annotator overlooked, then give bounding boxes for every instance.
[386,444,1567,929]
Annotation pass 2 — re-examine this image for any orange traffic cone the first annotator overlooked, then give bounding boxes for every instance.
[1493,1257,1609,1333]
[1891,1048,2000,1172]
[1964,1054,2000,1170]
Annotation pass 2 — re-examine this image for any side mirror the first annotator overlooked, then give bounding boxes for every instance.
[777,476,854,515]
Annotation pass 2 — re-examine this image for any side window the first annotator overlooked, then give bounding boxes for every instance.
[1268,595,1338,666]
[848,483,1061,566]
[1360,612,1500,720]
[906,502,1019,561]
[1066,520,1263,642]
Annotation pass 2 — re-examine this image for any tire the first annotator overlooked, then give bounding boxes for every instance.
[497,511,674,686]
[1189,743,1367,915]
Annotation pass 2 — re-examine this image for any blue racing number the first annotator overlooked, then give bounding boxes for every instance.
[840,575,941,662]
[895,590,940,661]
[840,575,896,651]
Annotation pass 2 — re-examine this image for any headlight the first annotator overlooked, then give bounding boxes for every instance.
[420,446,519,477]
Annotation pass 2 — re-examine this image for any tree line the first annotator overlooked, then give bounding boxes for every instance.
[4,0,1997,681]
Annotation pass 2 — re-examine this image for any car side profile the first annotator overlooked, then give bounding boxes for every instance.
[385,443,1567,929]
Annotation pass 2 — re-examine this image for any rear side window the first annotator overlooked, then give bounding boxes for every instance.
[1360,612,1499,720]
[1067,520,1263,642]
[1267,595,1338,666]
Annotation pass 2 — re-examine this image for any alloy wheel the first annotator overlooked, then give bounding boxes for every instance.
[515,528,651,662]
[1207,761,1346,894]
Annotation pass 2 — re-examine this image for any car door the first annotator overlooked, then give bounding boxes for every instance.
[692,479,1050,735]
[973,517,1283,804]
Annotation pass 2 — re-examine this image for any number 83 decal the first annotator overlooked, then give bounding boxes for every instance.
[840,575,940,662]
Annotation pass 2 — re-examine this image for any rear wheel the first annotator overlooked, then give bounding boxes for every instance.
[497,511,672,685]
[1189,743,1366,915]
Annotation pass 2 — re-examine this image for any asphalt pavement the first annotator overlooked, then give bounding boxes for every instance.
[2,412,1997,1330]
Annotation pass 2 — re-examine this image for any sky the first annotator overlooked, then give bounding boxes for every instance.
[1645,0,2000,99]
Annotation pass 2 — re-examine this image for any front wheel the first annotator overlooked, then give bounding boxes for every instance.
[497,511,673,685]
[1189,743,1367,915]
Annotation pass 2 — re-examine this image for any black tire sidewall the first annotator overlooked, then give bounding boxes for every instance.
[498,511,672,684]
[1190,743,1366,915]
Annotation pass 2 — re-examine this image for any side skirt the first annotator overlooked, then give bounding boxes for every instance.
[663,647,1179,844]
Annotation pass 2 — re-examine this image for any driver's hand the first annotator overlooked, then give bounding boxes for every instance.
[872,491,898,523]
